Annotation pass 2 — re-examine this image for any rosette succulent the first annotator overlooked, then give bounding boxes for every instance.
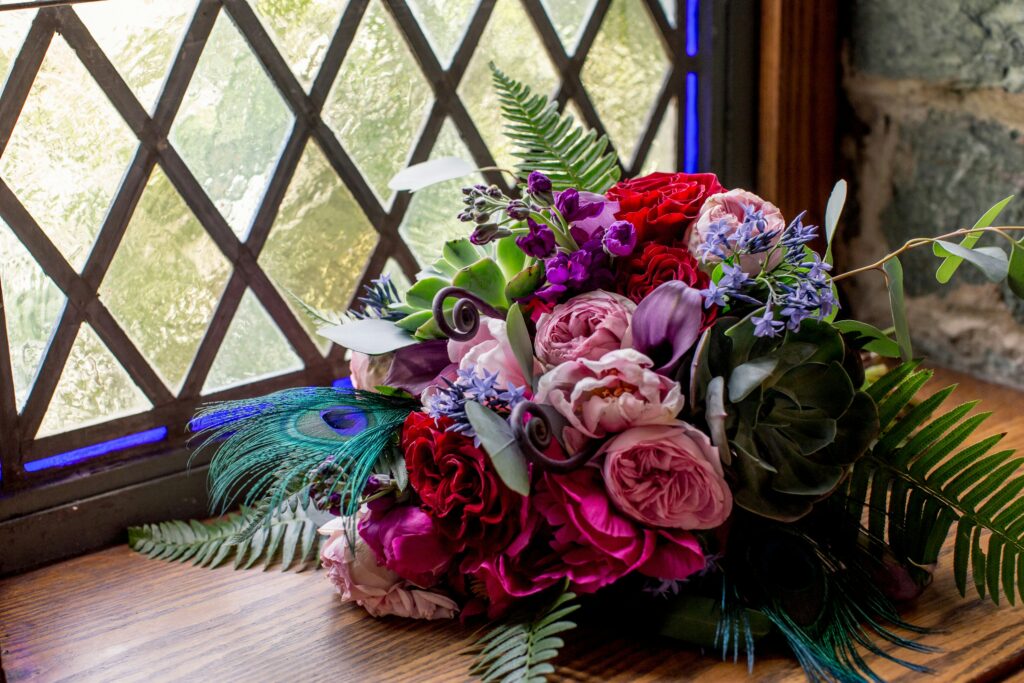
[692,317,879,522]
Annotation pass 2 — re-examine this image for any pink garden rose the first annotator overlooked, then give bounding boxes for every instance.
[534,468,705,592]
[358,500,453,589]
[687,189,785,274]
[349,351,394,391]
[536,349,684,440]
[447,317,540,390]
[599,423,732,530]
[319,518,458,620]
[534,291,635,367]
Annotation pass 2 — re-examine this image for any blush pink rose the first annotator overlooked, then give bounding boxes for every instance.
[447,317,540,390]
[534,468,705,592]
[349,351,394,391]
[534,290,635,367]
[319,518,458,620]
[536,349,684,440]
[687,189,785,274]
[599,423,732,530]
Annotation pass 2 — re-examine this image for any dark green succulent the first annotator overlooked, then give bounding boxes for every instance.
[693,317,879,522]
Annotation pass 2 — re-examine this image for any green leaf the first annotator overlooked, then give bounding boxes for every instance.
[496,235,527,281]
[404,276,448,310]
[658,595,773,648]
[443,238,483,269]
[505,263,545,301]
[505,303,536,390]
[934,195,1013,283]
[394,309,433,333]
[464,401,530,496]
[932,241,1008,282]
[823,179,847,264]
[833,319,901,358]
[883,258,912,362]
[490,65,620,192]
[318,318,417,354]
[728,357,778,403]
[1008,240,1024,299]
[452,258,509,311]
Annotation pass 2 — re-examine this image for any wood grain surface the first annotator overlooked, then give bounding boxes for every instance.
[2,367,1024,682]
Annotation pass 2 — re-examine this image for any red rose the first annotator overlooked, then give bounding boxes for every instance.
[607,172,725,245]
[402,412,521,557]
[615,242,716,326]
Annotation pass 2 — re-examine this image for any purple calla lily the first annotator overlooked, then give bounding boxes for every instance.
[632,280,705,375]
[382,339,452,396]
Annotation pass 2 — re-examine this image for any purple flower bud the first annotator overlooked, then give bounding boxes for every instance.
[603,220,637,257]
[506,200,530,221]
[471,223,512,245]
[515,217,556,258]
[527,171,552,196]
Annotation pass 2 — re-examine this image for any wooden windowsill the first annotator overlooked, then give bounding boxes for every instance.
[2,368,1024,682]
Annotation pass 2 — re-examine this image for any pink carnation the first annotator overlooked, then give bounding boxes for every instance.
[687,189,785,274]
[534,290,635,367]
[536,349,684,440]
[319,518,458,620]
[600,423,732,530]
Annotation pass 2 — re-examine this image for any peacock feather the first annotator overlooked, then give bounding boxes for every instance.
[190,387,418,529]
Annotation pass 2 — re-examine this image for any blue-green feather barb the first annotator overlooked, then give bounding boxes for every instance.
[190,387,419,519]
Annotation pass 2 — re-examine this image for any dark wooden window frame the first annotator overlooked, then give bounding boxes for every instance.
[0,0,765,574]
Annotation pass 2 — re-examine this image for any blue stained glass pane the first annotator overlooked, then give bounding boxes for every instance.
[24,426,168,472]
[685,72,699,172]
[686,0,699,56]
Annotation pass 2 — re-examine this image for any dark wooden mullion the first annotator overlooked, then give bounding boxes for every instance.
[627,70,675,175]
[308,0,370,111]
[83,301,175,405]
[245,120,310,256]
[541,0,612,146]
[0,9,55,158]
[0,280,22,487]
[151,0,221,133]
[177,271,246,399]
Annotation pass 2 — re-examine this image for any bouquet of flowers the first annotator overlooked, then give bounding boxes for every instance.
[132,68,1024,682]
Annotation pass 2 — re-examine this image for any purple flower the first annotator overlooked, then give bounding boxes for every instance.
[470,223,512,245]
[527,171,552,196]
[515,217,556,258]
[699,281,728,309]
[751,308,784,338]
[554,188,604,224]
[632,281,705,374]
[603,220,637,257]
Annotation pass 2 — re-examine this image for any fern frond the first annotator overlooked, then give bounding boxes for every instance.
[847,363,1024,606]
[127,503,324,571]
[490,64,620,193]
[469,590,579,683]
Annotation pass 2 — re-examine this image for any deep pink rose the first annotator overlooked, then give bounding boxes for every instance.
[319,518,458,620]
[447,317,540,390]
[687,189,786,274]
[600,423,732,530]
[358,500,453,588]
[536,349,684,440]
[534,467,705,591]
[534,291,635,368]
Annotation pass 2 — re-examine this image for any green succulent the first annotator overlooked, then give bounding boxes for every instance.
[390,235,538,340]
[694,317,879,522]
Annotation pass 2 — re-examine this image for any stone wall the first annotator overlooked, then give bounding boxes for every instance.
[838,0,1024,387]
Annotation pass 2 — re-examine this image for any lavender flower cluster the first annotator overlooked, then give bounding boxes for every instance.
[425,365,527,440]
[699,212,838,338]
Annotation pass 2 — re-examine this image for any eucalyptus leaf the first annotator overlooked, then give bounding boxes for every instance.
[464,401,530,495]
[505,303,536,390]
[318,318,418,354]
[933,240,1008,283]
[1009,240,1024,299]
[388,156,475,191]
[823,179,847,264]
[728,356,778,403]
[883,258,913,362]
[934,195,1013,283]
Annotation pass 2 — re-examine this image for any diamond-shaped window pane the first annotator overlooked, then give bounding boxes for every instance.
[0,10,33,87]
[0,35,137,272]
[75,0,196,113]
[661,0,677,26]
[406,0,476,67]
[382,257,411,295]
[399,119,482,266]
[642,97,677,174]
[38,323,151,437]
[251,0,345,89]
[581,0,670,164]
[539,0,597,55]
[459,0,559,171]
[0,220,65,410]
[99,166,232,393]
[322,0,433,205]
[203,289,302,394]
[170,13,293,239]
[259,139,379,353]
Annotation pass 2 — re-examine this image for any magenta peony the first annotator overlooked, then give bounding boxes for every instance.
[599,423,732,530]
[319,518,459,620]
[358,499,453,589]
[687,189,786,273]
[534,291,635,368]
[536,349,684,440]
